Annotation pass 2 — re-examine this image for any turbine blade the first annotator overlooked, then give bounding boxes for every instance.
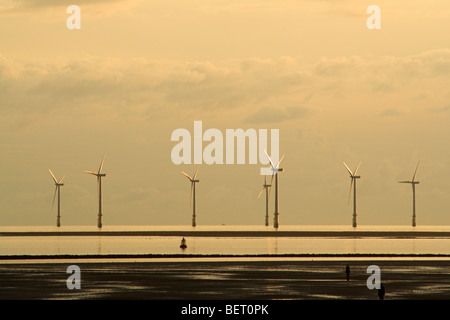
[398,181,412,184]
[343,162,353,176]
[268,173,275,199]
[181,171,193,181]
[190,182,193,208]
[58,175,66,184]
[49,169,58,184]
[354,161,362,176]
[85,171,98,175]
[52,186,57,208]
[264,149,275,169]
[412,161,420,182]
[98,153,105,174]
[258,187,264,199]
[276,154,285,168]
[348,178,354,206]
[193,167,200,180]
[97,177,100,199]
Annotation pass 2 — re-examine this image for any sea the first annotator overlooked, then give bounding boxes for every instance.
[2,225,450,259]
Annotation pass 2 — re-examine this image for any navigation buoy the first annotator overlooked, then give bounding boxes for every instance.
[180,237,187,249]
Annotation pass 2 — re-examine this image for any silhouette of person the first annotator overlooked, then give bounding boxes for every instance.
[345,264,350,281]
[378,284,385,300]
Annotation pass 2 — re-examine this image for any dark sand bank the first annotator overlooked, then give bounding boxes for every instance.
[2,253,450,260]
[2,260,450,300]
[2,230,450,238]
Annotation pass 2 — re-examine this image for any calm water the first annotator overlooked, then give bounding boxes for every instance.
[2,225,450,256]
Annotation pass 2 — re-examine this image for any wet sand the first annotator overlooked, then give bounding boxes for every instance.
[1,259,450,300]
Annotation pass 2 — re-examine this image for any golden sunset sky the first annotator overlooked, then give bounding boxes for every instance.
[1,0,449,226]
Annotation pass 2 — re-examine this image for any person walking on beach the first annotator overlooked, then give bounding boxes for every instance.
[345,264,350,281]
[378,284,385,300]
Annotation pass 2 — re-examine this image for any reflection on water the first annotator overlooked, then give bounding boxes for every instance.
[3,224,450,232]
[309,294,343,299]
[267,237,279,254]
[3,235,450,256]
[98,236,103,255]
[3,225,450,257]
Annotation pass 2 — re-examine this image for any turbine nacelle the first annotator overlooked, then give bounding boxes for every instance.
[49,169,66,185]
[84,172,107,177]
[399,161,421,185]
[264,150,285,173]
[182,167,199,183]
[258,176,272,199]
[264,150,285,195]
[343,161,361,178]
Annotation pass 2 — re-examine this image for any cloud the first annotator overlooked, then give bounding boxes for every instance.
[2,0,126,8]
[197,0,362,16]
[244,106,310,124]
[0,0,141,15]
[312,50,450,82]
[1,50,449,129]
[429,105,450,113]
[379,108,403,117]
[0,55,313,126]
[112,187,160,202]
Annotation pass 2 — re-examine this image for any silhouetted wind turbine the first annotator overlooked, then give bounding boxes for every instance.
[399,161,420,227]
[182,168,200,227]
[265,150,285,229]
[258,175,272,227]
[343,161,361,228]
[49,169,66,227]
[85,154,107,228]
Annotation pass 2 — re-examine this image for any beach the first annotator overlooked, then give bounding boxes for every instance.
[2,259,450,300]
[3,226,450,300]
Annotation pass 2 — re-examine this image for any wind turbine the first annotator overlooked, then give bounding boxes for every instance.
[265,150,285,229]
[85,154,107,228]
[343,161,361,228]
[49,169,66,227]
[399,161,420,227]
[258,175,271,227]
[181,168,200,227]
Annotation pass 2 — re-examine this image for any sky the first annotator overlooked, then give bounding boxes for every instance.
[1,0,450,226]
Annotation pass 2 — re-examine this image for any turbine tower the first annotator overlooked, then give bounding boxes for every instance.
[343,161,361,228]
[49,169,66,227]
[85,154,107,228]
[258,176,272,227]
[265,150,285,229]
[182,168,200,227]
[399,161,420,227]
